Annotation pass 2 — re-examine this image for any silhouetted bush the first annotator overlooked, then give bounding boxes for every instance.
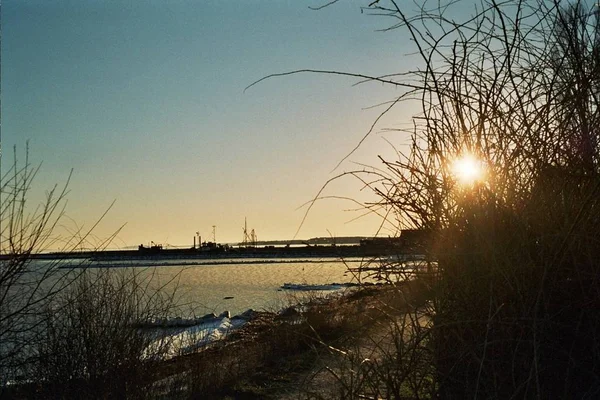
[0,147,182,398]
[366,0,600,398]
[34,268,178,398]
[0,145,96,387]
[292,0,600,398]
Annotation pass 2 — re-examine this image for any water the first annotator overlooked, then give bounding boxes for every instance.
[1,257,374,383]
[88,257,368,317]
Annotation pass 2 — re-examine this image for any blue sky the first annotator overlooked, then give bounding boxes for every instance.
[3,0,420,248]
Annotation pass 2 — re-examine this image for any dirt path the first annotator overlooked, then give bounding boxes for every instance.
[225,280,432,399]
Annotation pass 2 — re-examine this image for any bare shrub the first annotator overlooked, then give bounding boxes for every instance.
[359,0,600,397]
[0,146,186,398]
[0,145,112,385]
[34,267,179,398]
[256,0,600,397]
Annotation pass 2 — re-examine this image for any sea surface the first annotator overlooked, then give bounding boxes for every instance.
[1,257,382,382]
[87,257,372,317]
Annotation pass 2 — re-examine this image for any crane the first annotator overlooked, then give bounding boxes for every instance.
[242,218,257,247]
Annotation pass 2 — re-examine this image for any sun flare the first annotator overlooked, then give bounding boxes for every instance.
[451,154,484,185]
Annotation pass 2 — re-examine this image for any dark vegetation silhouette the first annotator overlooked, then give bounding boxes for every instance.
[337,0,600,398]
[34,268,181,398]
[249,0,600,398]
[0,145,85,385]
[0,147,181,397]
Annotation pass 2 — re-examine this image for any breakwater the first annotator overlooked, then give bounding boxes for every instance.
[22,243,410,261]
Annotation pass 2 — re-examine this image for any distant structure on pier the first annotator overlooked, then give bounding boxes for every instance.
[138,241,163,253]
[242,218,257,248]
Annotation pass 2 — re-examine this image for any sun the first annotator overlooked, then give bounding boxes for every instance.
[451,154,484,185]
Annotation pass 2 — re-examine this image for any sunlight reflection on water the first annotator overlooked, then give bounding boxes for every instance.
[125,258,365,316]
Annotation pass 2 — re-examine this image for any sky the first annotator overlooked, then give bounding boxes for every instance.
[3,0,423,249]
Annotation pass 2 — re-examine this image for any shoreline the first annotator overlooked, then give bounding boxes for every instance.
[4,279,430,398]
[152,278,430,398]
